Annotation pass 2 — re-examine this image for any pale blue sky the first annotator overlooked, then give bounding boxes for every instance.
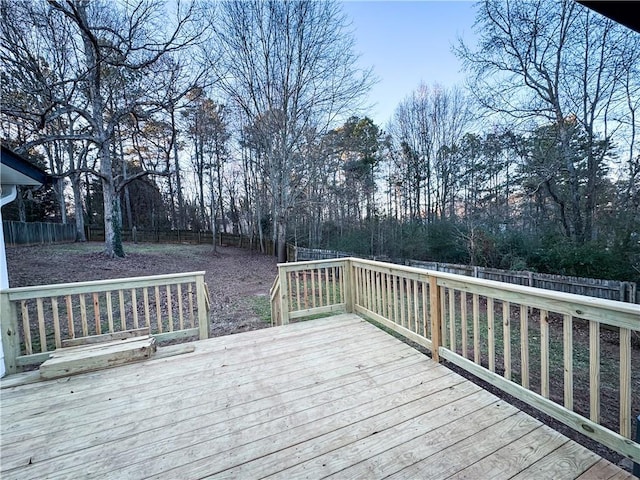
[342,1,478,128]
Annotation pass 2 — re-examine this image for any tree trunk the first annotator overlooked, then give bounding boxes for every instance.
[173,134,185,230]
[17,188,26,222]
[277,215,287,263]
[70,172,87,241]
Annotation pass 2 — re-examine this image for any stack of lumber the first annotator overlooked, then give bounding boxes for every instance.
[39,329,157,379]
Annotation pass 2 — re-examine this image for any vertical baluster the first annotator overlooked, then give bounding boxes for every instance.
[177,284,184,330]
[119,290,126,331]
[93,293,101,335]
[400,277,407,328]
[449,289,456,352]
[325,268,331,305]
[589,320,600,423]
[487,298,495,372]
[303,271,309,309]
[371,270,376,311]
[376,271,383,315]
[131,289,139,329]
[382,274,388,318]
[287,272,293,309]
[79,294,88,336]
[36,298,47,352]
[295,272,301,310]
[21,301,32,355]
[155,285,163,333]
[422,281,428,339]
[540,309,549,398]
[106,291,114,332]
[143,288,150,329]
[473,294,480,364]
[187,284,195,328]
[65,295,74,339]
[405,278,412,328]
[620,327,631,438]
[367,269,373,311]
[520,305,529,389]
[503,301,511,380]
[311,269,317,308]
[353,267,360,307]
[166,285,173,332]
[461,291,468,359]
[51,297,61,348]
[440,287,449,348]
[332,267,337,304]
[365,269,371,311]
[413,279,419,333]
[393,276,399,324]
[362,268,368,310]
[563,314,573,410]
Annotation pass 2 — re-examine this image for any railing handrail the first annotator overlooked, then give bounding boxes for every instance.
[277,258,348,270]
[3,271,207,300]
[275,257,640,323]
[347,257,640,329]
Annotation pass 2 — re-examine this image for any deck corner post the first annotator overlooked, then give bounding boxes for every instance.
[279,266,290,325]
[344,259,354,313]
[428,276,442,362]
[0,291,19,375]
[196,275,209,340]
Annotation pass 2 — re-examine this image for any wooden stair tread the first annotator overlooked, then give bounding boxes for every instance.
[40,336,157,379]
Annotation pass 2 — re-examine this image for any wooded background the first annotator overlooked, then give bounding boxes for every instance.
[1,0,638,283]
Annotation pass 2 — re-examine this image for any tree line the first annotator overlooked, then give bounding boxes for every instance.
[1,0,638,282]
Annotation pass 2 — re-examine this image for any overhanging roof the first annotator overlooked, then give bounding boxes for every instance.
[1,146,49,187]
[578,1,640,34]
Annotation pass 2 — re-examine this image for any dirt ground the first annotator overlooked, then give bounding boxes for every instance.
[6,242,278,337]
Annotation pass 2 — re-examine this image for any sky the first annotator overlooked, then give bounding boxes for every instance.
[341,1,478,128]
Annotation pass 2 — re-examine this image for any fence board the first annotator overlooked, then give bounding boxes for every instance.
[291,246,637,303]
[3,221,76,246]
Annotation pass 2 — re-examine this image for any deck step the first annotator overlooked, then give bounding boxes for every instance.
[39,336,157,379]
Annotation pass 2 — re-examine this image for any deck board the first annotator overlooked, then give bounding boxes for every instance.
[0,313,630,479]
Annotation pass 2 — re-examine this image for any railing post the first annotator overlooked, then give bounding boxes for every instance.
[429,276,442,362]
[344,259,353,313]
[279,265,290,325]
[196,275,209,339]
[0,292,20,375]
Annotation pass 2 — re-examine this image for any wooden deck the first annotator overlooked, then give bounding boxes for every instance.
[0,314,632,479]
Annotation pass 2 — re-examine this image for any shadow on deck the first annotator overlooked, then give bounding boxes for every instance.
[0,314,632,479]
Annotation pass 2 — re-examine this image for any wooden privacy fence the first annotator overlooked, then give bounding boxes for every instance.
[291,245,638,303]
[3,221,76,246]
[409,259,638,304]
[86,227,277,254]
[270,257,640,463]
[0,271,210,373]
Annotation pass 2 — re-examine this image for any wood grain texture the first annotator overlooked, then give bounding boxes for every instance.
[0,314,628,480]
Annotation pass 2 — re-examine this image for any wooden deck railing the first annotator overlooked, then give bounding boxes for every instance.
[0,272,210,373]
[271,257,640,463]
[270,259,350,326]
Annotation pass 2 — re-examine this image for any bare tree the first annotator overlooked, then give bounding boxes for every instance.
[390,84,471,223]
[457,0,639,243]
[207,0,373,261]
[1,0,205,256]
